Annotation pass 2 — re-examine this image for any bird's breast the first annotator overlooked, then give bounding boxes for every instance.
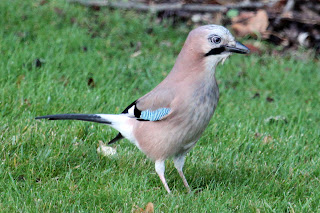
[162,77,220,157]
[182,77,219,139]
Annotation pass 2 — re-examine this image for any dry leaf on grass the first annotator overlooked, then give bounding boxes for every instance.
[87,77,95,88]
[134,202,154,213]
[144,202,154,213]
[263,136,273,144]
[254,132,262,138]
[266,96,274,102]
[96,141,116,157]
[131,50,142,58]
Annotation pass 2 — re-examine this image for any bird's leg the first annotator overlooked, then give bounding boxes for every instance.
[173,155,191,193]
[155,160,171,193]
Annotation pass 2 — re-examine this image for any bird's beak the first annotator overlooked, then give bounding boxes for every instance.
[224,41,250,54]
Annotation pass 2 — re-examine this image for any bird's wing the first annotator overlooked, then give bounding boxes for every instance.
[108,88,175,144]
[131,87,175,121]
[123,100,171,121]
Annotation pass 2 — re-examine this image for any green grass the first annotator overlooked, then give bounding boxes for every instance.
[1,0,320,212]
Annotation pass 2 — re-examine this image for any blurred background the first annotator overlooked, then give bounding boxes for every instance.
[71,0,320,56]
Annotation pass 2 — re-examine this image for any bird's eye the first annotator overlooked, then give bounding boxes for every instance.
[209,35,222,44]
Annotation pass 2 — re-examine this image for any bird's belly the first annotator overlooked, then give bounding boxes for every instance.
[134,98,218,160]
[134,82,219,160]
[176,100,217,152]
[178,81,219,146]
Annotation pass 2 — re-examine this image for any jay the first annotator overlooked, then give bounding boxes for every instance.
[36,25,250,193]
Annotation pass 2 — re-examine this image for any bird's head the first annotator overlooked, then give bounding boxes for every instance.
[186,25,250,65]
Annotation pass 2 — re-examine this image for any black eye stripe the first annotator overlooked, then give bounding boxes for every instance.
[204,47,225,56]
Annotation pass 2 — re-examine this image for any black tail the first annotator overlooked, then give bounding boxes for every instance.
[35,114,111,124]
[108,133,124,145]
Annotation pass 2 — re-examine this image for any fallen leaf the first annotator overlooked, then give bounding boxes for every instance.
[24,99,31,106]
[232,10,269,37]
[87,77,95,88]
[254,132,262,138]
[134,208,144,213]
[131,50,142,58]
[144,202,154,213]
[252,92,260,99]
[263,136,273,144]
[134,202,154,213]
[266,97,274,102]
[97,141,116,157]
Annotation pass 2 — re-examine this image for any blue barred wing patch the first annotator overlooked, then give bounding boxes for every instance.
[140,108,170,121]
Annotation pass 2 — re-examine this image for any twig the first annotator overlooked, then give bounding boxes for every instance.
[269,11,320,25]
[68,0,278,13]
[109,2,183,12]
[283,0,295,13]
[274,0,295,26]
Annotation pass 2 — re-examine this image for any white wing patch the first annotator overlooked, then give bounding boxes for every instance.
[127,105,135,117]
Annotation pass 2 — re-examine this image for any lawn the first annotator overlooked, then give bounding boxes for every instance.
[1,0,320,212]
